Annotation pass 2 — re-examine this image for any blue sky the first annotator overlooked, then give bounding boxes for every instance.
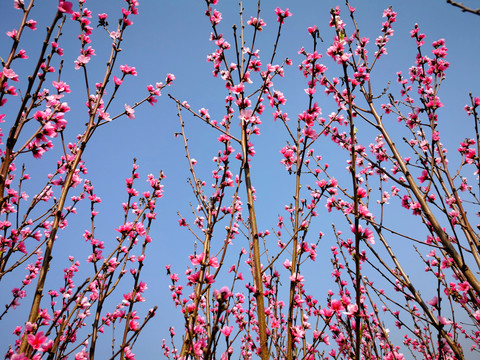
[1,0,480,358]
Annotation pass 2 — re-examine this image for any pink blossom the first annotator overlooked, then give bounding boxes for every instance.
[41,339,54,352]
[204,273,215,284]
[350,224,375,244]
[247,17,266,31]
[6,29,17,38]
[289,273,304,283]
[427,296,438,306]
[437,315,452,325]
[124,346,135,360]
[129,319,140,331]
[74,350,89,360]
[26,19,37,30]
[357,187,367,198]
[330,299,344,312]
[166,73,175,85]
[11,355,28,360]
[110,30,121,39]
[220,325,233,336]
[457,281,469,292]
[274,7,292,24]
[113,76,123,86]
[51,42,64,55]
[74,54,90,69]
[13,0,24,9]
[239,109,258,124]
[209,256,219,268]
[27,331,47,350]
[208,9,222,25]
[364,227,374,244]
[52,81,70,93]
[344,303,358,316]
[2,68,19,81]
[16,49,28,59]
[304,87,316,95]
[58,1,73,14]
[120,64,137,76]
[189,252,205,266]
[417,169,428,183]
[124,104,135,119]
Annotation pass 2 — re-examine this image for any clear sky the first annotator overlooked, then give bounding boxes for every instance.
[1,0,479,358]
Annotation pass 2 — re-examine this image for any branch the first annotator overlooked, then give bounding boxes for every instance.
[446,0,480,15]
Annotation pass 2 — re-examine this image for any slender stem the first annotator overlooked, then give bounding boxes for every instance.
[19,127,91,356]
[367,102,470,359]
[240,118,268,360]
[0,10,63,209]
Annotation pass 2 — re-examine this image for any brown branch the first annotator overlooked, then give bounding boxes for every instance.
[446,0,480,15]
